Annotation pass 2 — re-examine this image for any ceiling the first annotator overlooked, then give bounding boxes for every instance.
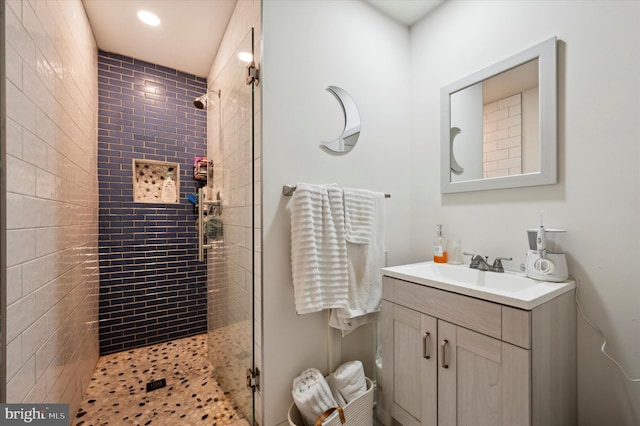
[364,0,444,26]
[82,0,444,78]
[82,0,237,78]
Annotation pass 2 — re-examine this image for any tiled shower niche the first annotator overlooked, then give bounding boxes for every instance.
[133,159,180,203]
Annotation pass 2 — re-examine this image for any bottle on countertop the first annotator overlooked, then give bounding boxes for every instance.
[447,239,463,265]
[434,224,448,263]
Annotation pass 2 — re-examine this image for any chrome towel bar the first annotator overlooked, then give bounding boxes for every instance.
[282,184,390,198]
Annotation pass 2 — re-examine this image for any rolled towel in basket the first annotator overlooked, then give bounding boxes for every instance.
[329,360,367,404]
[292,368,338,426]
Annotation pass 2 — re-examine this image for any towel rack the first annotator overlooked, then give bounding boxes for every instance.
[282,184,390,198]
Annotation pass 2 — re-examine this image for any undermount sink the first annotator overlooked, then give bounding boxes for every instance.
[382,261,575,309]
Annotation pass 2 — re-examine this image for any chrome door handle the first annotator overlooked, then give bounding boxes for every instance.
[441,339,449,369]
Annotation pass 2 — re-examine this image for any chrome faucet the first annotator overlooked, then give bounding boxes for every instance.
[464,253,512,273]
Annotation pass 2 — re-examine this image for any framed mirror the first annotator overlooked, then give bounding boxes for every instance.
[440,37,557,193]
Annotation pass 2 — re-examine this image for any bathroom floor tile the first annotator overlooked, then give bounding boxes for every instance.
[75,334,247,426]
[207,321,253,416]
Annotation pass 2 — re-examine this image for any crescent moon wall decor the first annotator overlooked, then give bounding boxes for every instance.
[320,86,361,154]
[450,126,464,175]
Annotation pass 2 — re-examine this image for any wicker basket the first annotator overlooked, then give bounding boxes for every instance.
[288,377,374,426]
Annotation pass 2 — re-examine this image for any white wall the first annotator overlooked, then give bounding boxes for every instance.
[4,0,99,415]
[410,1,639,424]
[262,0,412,423]
[261,1,639,424]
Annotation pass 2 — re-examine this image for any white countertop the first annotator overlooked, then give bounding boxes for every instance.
[382,261,575,310]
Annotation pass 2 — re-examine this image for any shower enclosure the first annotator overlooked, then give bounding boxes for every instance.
[204,28,258,423]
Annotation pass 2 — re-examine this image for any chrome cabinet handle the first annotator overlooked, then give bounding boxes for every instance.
[423,332,431,359]
[441,339,449,369]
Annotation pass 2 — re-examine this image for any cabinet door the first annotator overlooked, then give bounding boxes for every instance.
[382,302,437,426]
[438,322,531,426]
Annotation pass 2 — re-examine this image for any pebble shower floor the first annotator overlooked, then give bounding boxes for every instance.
[75,334,249,426]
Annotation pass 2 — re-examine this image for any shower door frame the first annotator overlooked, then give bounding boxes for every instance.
[205,26,257,424]
[0,0,7,404]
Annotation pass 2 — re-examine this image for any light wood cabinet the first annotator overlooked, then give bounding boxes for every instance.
[382,276,576,426]
[382,301,436,426]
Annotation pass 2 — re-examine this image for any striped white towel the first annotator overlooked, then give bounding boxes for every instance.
[343,188,374,244]
[329,191,385,335]
[329,360,367,404]
[290,183,349,315]
[292,368,338,426]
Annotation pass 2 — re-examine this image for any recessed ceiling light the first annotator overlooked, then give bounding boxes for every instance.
[238,52,253,63]
[137,10,160,26]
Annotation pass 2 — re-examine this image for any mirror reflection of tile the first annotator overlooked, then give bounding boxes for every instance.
[483,93,522,178]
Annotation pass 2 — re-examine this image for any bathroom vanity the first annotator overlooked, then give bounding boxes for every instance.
[381,262,576,426]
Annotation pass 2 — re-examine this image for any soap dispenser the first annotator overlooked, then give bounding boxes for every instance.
[433,224,448,263]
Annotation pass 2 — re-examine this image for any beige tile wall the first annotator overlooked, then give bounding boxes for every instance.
[4,0,99,415]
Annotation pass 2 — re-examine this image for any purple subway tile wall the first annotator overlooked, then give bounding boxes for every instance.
[97,51,208,355]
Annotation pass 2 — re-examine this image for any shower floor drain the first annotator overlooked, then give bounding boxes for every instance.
[146,379,166,392]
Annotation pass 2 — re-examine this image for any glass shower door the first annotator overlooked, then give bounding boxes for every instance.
[206,28,256,424]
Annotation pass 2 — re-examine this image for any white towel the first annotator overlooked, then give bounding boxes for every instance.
[292,368,339,426]
[329,360,367,404]
[326,375,347,407]
[329,191,385,335]
[290,183,349,314]
[343,188,374,244]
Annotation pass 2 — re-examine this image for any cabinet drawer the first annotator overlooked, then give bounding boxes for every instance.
[391,278,501,339]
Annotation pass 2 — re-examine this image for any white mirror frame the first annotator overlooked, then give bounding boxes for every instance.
[440,37,557,193]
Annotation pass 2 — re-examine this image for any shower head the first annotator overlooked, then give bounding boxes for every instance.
[194,94,208,110]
